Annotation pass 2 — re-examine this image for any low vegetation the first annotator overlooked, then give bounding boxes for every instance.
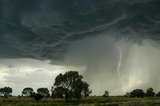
[1,96,160,106]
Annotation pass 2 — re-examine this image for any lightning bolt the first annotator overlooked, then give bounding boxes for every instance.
[116,42,126,94]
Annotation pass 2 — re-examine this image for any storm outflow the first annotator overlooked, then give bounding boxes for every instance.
[65,35,160,95]
[0,0,160,95]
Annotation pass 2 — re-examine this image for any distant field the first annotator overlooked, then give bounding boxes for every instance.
[1,96,160,106]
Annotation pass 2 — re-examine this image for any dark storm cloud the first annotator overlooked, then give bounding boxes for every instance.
[0,0,160,95]
[109,0,156,4]
[0,0,160,60]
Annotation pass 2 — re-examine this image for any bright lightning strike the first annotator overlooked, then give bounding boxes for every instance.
[116,42,126,94]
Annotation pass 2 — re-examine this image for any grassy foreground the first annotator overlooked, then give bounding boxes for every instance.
[1,96,160,106]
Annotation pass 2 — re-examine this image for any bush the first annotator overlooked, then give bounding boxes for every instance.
[103,91,109,97]
[31,92,44,102]
[130,89,145,98]
[145,87,155,97]
[156,91,160,97]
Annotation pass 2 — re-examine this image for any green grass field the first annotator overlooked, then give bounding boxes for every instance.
[1,96,160,106]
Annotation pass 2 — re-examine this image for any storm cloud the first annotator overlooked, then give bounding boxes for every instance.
[0,0,160,59]
[0,0,160,95]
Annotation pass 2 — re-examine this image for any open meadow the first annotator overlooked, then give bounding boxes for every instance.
[1,96,160,106]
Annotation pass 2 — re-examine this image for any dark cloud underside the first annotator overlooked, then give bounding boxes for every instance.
[0,0,160,60]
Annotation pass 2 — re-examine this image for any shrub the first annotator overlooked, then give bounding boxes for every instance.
[130,89,145,98]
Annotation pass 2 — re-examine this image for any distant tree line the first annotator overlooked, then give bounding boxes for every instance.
[0,71,91,102]
[1,71,160,102]
[125,87,160,98]
[22,87,50,97]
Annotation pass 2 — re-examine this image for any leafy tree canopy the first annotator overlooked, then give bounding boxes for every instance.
[52,71,91,101]
[145,87,155,97]
[156,91,160,97]
[37,88,50,97]
[0,87,12,98]
[31,92,44,102]
[22,87,34,97]
[130,89,145,98]
[103,90,109,97]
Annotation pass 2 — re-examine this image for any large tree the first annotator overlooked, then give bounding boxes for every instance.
[51,86,64,98]
[37,88,50,97]
[0,87,12,98]
[82,82,92,98]
[51,71,91,101]
[22,87,34,97]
